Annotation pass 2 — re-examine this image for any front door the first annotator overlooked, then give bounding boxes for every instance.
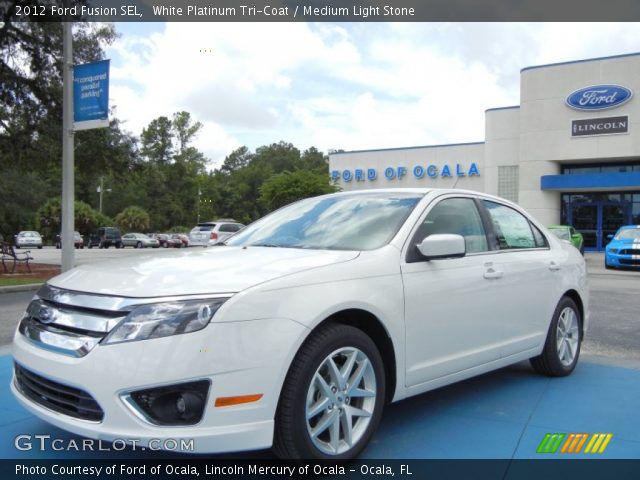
[569,201,630,251]
[571,203,599,250]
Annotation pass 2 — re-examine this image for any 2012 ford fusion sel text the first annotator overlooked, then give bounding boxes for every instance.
[11,189,589,460]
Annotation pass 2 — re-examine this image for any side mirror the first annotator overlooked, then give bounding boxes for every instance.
[417,234,466,260]
[607,234,614,240]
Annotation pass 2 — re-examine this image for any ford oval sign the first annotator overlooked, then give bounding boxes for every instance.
[566,85,633,111]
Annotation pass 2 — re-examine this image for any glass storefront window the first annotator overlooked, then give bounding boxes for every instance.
[562,191,640,250]
[562,162,640,175]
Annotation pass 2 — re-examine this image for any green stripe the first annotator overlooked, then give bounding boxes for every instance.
[537,433,553,453]
[549,433,566,453]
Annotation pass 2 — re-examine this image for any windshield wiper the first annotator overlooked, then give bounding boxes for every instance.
[249,243,282,248]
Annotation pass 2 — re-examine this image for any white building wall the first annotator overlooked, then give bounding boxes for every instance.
[518,55,640,224]
[484,107,520,198]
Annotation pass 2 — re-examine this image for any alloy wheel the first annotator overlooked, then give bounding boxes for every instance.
[556,307,579,366]
[305,347,377,456]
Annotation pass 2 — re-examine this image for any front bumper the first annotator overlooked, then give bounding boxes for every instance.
[11,317,307,454]
[605,252,640,268]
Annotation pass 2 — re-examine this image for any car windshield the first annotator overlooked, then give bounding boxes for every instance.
[226,192,423,251]
[550,228,571,240]
[616,228,640,240]
[21,232,38,237]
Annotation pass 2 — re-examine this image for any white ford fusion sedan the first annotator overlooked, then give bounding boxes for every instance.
[11,189,588,460]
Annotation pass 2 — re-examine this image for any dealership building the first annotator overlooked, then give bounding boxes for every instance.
[329,53,640,251]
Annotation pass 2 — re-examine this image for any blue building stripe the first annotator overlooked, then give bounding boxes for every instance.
[540,172,640,191]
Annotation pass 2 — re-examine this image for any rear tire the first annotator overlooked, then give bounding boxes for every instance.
[530,297,581,377]
[273,323,385,460]
[136,241,142,249]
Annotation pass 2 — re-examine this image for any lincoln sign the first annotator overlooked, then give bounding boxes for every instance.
[571,116,628,137]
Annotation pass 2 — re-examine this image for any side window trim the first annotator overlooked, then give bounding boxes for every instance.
[474,197,500,252]
[481,199,550,252]
[404,195,491,263]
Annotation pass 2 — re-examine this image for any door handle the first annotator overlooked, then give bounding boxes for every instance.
[483,267,504,279]
[549,261,561,271]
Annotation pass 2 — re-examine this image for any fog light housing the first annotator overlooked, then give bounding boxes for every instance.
[128,380,210,426]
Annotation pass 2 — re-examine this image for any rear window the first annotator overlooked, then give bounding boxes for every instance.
[195,224,216,232]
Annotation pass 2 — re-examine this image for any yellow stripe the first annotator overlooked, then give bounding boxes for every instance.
[598,434,613,453]
[584,434,598,453]
[561,434,575,453]
[574,434,588,453]
[590,434,606,453]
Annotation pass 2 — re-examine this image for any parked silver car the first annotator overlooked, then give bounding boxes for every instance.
[14,231,43,249]
[188,220,244,246]
[121,233,160,248]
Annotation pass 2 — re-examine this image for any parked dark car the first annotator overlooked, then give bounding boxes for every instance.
[165,234,183,248]
[55,231,84,249]
[151,233,171,248]
[87,227,123,249]
[170,233,189,248]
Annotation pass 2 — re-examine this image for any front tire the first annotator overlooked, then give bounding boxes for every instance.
[530,297,582,377]
[273,323,385,460]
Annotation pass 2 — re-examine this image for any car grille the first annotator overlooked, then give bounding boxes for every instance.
[619,249,640,255]
[14,363,104,422]
[619,258,640,266]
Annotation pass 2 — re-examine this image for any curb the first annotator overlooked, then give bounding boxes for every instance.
[0,283,42,294]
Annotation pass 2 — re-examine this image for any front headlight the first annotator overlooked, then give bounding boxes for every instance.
[103,298,228,345]
[609,248,619,254]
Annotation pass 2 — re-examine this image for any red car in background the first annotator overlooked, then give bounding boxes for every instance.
[171,233,189,248]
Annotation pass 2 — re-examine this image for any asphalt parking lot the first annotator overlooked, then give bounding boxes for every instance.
[0,252,638,460]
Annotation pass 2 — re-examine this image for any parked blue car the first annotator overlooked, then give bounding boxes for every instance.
[604,225,640,269]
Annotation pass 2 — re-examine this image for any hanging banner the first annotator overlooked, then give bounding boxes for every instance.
[73,59,110,130]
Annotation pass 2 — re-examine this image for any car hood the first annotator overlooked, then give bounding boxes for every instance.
[48,246,360,297]
[609,238,640,248]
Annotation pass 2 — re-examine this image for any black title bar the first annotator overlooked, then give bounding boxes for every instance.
[2,0,640,22]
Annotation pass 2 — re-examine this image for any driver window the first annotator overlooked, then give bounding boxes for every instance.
[413,198,488,254]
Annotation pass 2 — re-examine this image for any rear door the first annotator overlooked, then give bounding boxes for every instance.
[480,200,562,357]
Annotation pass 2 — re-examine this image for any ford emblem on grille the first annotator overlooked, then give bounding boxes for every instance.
[566,85,633,111]
[37,305,54,324]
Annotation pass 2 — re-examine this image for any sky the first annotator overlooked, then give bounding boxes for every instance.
[106,22,640,169]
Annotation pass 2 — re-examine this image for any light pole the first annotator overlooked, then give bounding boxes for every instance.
[61,19,74,272]
[197,189,201,223]
[97,176,112,214]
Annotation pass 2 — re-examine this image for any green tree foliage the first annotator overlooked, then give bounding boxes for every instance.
[259,170,338,211]
[35,198,110,242]
[201,141,333,223]
[0,16,123,237]
[173,111,203,155]
[115,206,151,232]
[141,116,173,165]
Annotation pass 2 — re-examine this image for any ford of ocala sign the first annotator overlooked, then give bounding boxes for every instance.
[566,84,632,111]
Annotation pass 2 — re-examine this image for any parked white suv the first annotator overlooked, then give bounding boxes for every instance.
[11,189,588,460]
[188,220,244,246]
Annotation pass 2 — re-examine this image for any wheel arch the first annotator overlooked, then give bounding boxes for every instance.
[314,308,397,404]
[562,289,585,338]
